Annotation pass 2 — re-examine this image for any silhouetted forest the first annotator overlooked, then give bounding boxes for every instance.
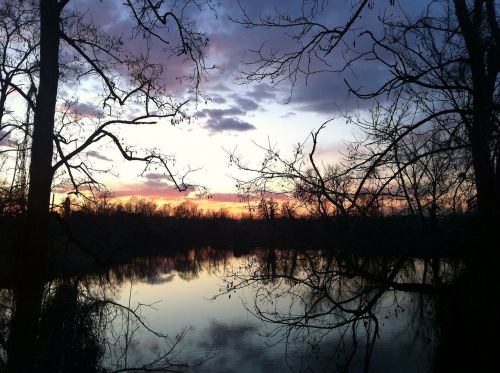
[1,194,490,270]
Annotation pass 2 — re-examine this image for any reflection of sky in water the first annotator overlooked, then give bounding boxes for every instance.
[108,255,432,372]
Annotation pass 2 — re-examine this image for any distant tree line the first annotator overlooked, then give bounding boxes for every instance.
[50,193,305,221]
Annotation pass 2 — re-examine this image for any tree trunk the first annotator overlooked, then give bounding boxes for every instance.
[8,1,61,372]
[470,120,497,216]
[25,0,60,259]
[454,0,499,216]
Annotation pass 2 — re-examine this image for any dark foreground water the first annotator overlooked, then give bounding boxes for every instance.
[1,246,497,372]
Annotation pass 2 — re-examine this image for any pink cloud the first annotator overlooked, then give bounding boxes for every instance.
[110,184,187,200]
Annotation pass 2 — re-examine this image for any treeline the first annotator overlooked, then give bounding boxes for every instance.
[55,194,304,221]
[0,189,484,256]
[54,202,479,262]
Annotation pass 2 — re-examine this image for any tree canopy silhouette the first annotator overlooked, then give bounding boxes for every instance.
[0,0,213,258]
[231,0,499,219]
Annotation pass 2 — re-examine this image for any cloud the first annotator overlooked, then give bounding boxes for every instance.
[287,63,384,114]
[209,94,228,104]
[143,172,173,181]
[197,106,256,133]
[65,0,205,100]
[205,193,242,203]
[66,0,394,118]
[111,182,186,200]
[280,111,296,118]
[86,150,112,162]
[245,84,278,101]
[200,1,395,115]
[66,101,104,118]
[234,96,259,111]
[205,117,256,133]
[209,83,231,92]
[197,107,245,119]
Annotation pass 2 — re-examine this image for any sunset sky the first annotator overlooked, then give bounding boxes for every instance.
[44,0,424,214]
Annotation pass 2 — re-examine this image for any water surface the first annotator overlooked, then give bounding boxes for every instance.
[1,246,482,372]
[98,248,448,372]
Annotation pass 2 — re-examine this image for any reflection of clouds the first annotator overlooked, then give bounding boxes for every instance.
[193,320,286,373]
[198,321,257,349]
[309,326,430,373]
[23,249,436,373]
[145,273,176,285]
[186,307,429,373]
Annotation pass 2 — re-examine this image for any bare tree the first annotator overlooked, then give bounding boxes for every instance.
[233,0,380,88]
[280,200,298,219]
[345,0,499,216]
[257,197,278,220]
[0,3,38,213]
[232,0,498,218]
[0,0,213,254]
[1,2,213,372]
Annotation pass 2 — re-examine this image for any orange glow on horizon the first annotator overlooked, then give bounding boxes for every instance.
[52,189,300,219]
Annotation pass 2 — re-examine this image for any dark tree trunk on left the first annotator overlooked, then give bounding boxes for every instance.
[25,0,60,258]
[8,2,61,372]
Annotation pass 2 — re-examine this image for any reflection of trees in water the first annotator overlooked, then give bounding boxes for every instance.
[0,246,235,372]
[0,289,11,369]
[219,249,463,372]
[37,280,104,372]
[0,274,204,372]
[1,247,494,372]
[103,247,235,285]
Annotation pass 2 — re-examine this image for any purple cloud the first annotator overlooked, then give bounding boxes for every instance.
[234,96,259,111]
[205,117,256,133]
[209,94,228,104]
[143,173,174,184]
[69,102,104,118]
[197,107,245,119]
[86,150,112,161]
[245,84,278,101]
[197,105,256,133]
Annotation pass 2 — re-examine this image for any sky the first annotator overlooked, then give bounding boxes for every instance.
[5,0,428,215]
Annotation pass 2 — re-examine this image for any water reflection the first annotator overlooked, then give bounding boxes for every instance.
[0,247,497,372]
[1,277,196,373]
[215,250,453,372]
